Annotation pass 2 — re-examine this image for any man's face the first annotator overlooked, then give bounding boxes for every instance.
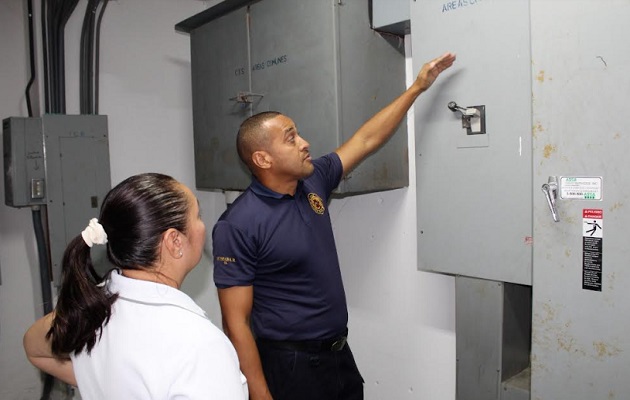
[263,114,314,180]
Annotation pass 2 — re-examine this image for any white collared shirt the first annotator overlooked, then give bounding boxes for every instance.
[71,270,248,399]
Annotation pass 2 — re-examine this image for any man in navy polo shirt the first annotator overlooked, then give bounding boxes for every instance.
[212,52,456,400]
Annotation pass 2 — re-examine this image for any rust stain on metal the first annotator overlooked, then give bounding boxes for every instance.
[532,121,544,138]
[564,215,576,224]
[543,144,556,159]
[609,202,623,212]
[530,353,549,375]
[557,333,576,353]
[540,302,555,324]
[593,341,621,360]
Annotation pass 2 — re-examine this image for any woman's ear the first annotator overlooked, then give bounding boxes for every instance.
[162,228,183,259]
[252,150,272,170]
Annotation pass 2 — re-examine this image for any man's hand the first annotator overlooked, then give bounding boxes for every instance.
[336,51,456,175]
[414,52,457,93]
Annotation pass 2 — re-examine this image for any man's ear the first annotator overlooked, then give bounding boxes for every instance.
[252,150,272,170]
[162,228,183,258]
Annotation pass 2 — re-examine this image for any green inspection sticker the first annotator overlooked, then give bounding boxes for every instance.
[559,176,602,200]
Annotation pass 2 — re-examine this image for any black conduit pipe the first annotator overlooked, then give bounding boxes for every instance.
[79,0,94,113]
[56,0,80,114]
[31,208,52,314]
[25,0,36,117]
[41,0,50,113]
[32,207,54,400]
[51,1,64,113]
[94,0,109,114]
[86,0,98,113]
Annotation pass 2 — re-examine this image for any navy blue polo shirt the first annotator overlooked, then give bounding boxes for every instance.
[212,153,347,341]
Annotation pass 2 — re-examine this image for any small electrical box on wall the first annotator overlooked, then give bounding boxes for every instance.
[3,117,47,207]
[3,115,111,284]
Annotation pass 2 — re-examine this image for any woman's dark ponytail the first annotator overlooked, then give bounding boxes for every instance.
[47,235,117,356]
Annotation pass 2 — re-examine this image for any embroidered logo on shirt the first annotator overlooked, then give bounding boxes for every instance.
[308,193,325,215]
[216,256,236,265]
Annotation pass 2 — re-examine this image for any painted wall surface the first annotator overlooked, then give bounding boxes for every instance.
[0,2,48,398]
[531,1,630,398]
[0,0,455,399]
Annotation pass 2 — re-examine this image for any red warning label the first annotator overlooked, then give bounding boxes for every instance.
[583,209,603,219]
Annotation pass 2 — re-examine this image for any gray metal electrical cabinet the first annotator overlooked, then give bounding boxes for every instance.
[530,1,630,399]
[411,0,532,286]
[177,0,407,194]
[3,117,47,207]
[411,0,630,399]
[3,115,110,285]
[410,1,533,399]
[43,115,110,284]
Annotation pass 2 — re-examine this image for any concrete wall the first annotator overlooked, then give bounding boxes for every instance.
[1,1,48,397]
[0,1,455,398]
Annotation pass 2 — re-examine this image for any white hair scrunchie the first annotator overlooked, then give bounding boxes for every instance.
[81,218,108,248]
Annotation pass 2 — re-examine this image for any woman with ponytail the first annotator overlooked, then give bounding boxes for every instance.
[23,173,248,399]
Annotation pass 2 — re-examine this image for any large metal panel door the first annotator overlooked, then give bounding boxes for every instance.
[411,0,532,285]
[337,0,408,193]
[530,1,630,398]
[42,115,110,284]
[190,8,250,190]
[248,0,339,160]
